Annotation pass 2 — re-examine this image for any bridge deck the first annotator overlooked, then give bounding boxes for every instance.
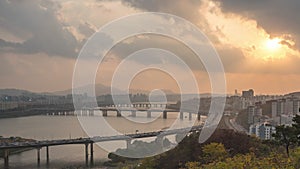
[0,126,202,149]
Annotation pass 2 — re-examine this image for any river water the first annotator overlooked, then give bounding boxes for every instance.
[0,111,203,169]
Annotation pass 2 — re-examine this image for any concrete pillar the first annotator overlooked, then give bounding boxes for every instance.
[126,139,132,149]
[102,110,108,117]
[90,143,94,166]
[46,146,49,165]
[147,110,151,118]
[163,111,167,119]
[4,149,9,169]
[156,135,164,148]
[117,110,121,117]
[180,112,183,120]
[85,143,89,167]
[189,112,192,121]
[131,110,136,117]
[88,110,94,116]
[37,148,41,167]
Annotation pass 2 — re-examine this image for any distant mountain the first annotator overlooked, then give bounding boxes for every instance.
[53,84,123,96]
[285,91,300,98]
[54,84,176,96]
[0,88,37,96]
[129,88,175,95]
[0,86,224,98]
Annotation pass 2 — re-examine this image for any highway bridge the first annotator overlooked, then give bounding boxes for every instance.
[47,102,205,121]
[0,125,203,168]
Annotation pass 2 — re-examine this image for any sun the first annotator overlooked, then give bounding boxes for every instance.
[265,38,281,51]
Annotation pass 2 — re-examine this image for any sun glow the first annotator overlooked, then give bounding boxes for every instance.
[265,38,281,51]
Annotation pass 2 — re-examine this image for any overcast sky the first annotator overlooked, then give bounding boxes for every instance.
[1,0,300,95]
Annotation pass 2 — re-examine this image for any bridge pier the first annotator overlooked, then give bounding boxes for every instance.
[163,111,167,119]
[126,139,132,149]
[147,110,151,118]
[117,110,121,117]
[189,112,192,121]
[85,143,89,167]
[37,147,41,167]
[131,110,136,117]
[90,143,94,167]
[4,149,9,169]
[89,110,94,116]
[156,135,164,149]
[180,112,183,120]
[46,146,49,166]
[102,110,107,117]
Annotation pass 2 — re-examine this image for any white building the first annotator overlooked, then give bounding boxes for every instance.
[249,122,276,140]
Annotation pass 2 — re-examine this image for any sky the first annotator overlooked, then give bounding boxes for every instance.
[0,0,300,95]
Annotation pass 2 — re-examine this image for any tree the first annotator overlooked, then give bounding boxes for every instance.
[203,153,293,169]
[272,125,297,157]
[291,147,300,168]
[292,114,300,144]
[202,143,228,163]
[184,161,201,169]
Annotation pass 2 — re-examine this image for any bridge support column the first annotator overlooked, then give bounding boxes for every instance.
[83,110,88,116]
[131,110,136,117]
[37,147,41,167]
[102,110,107,117]
[126,139,132,149]
[46,146,50,166]
[89,110,94,116]
[189,112,192,121]
[4,149,9,169]
[85,143,89,167]
[163,111,167,119]
[180,112,183,120]
[117,110,121,117]
[90,143,94,167]
[156,135,164,149]
[197,112,201,121]
[147,110,151,118]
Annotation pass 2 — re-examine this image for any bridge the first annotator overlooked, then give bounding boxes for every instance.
[48,102,205,121]
[0,125,203,168]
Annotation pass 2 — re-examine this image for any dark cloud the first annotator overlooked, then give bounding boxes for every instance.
[0,0,79,57]
[121,0,203,23]
[0,39,22,48]
[107,34,206,70]
[105,34,246,73]
[78,22,96,38]
[215,0,300,51]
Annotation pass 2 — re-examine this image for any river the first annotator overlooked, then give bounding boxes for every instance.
[0,111,203,169]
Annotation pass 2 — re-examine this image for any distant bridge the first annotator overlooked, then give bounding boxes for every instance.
[1,102,207,120]
[0,125,203,168]
[48,102,206,121]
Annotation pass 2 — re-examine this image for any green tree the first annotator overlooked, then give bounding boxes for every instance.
[202,143,228,163]
[184,161,201,169]
[203,153,293,169]
[292,114,300,144]
[272,125,297,157]
[291,147,300,168]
